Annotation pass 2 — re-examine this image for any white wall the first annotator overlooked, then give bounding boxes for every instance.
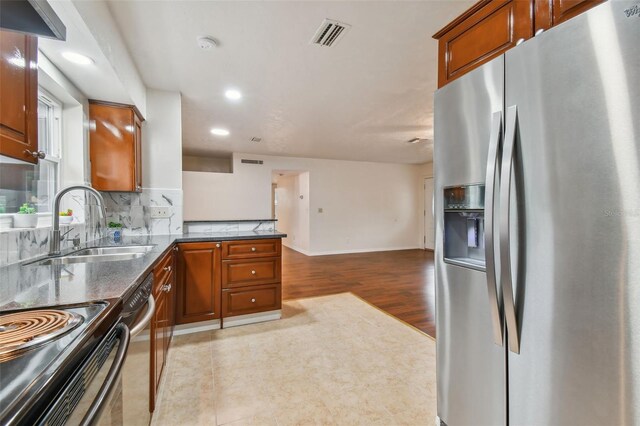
[183,153,424,255]
[143,90,182,189]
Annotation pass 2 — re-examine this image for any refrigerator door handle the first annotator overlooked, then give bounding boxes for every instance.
[484,111,504,346]
[500,105,521,354]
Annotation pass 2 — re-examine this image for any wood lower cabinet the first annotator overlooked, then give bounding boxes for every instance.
[222,283,282,318]
[150,248,176,413]
[89,100,144,192]
[434,0,606,87]
[175,239,283,325]
[176,242,221,324]
[0,30,39,164]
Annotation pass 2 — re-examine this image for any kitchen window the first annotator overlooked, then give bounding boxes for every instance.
[0,89,62,215]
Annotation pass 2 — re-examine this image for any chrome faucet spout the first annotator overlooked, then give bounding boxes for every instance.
[50,185,107,256]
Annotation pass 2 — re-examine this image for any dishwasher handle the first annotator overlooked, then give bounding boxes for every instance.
[130,295,156,337]
[80,323,130,426]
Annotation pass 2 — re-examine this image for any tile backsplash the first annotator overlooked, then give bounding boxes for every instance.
[0,188,183,267]
[101,188,183,236]
[0,223,93,267]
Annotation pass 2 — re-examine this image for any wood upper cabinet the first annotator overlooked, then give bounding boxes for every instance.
[176,242,221,324]
[0,30,39,164]
[534,0,606,32]
[89,100,144,192]
[434,0,605,87]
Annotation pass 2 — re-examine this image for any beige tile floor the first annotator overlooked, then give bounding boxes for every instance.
[152,293,437,426]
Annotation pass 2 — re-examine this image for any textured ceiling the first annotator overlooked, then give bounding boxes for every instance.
[107,0,471,164]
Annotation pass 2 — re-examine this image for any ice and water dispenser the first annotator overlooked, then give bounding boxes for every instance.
[443,184,486,271]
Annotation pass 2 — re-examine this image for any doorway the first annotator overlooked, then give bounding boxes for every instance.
[272,170,310,254]
[424,177,435,250]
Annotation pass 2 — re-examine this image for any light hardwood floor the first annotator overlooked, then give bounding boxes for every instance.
[281,246,436,337]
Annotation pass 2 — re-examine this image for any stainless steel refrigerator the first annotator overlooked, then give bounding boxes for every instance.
[434,2,640,425]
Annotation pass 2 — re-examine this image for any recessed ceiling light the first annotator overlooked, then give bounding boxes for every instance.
[225,89,242,100]
[197,36,218,50]
[211,128,230,136]
[62,51,94,65]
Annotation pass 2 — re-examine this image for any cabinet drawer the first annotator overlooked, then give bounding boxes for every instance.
[222,284,281,317]
[222,239,281,259]
[153,249,174,295]
[222,258,281,288]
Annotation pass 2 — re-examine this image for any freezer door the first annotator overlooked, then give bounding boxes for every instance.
[504,2,640,424]
[434,56,505,426]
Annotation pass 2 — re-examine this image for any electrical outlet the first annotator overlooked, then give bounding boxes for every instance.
[149,206,171,218]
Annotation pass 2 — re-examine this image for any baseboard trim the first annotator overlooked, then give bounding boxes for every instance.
[282,242,312,256]
[222,310,282,328]
[173,319,221,336]
[307,246,422,256]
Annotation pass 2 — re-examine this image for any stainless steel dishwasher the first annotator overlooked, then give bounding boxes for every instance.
[120,274,155,426]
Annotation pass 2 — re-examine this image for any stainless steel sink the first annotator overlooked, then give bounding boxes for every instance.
[71,245,154,256]
[26,245,155,266]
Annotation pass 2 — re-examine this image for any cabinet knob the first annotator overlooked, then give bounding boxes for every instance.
[251,298,256,303]
[164,266,172,272]
[173,246,178,252]
[251,270,256,275]
[163,283,172,293]
[24,150,46,160]
[251,247,256,252]
[216,243,221,248]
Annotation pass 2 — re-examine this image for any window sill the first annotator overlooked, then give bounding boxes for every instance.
[0,213,82,233]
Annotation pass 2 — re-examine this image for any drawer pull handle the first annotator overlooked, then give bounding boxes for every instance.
[251,298,256,303]
[251,270,256,275]
[251,247,256,252]
[163,284,172,293]
[163,266,172,272]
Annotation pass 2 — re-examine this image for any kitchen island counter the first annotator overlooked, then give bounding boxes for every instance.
[0,230,286,311]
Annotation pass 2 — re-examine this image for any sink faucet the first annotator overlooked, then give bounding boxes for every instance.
[50,185,107,256]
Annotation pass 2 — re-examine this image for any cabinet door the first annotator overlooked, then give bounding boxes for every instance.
[134,114,143,192]
[0,31,38,163]
[534,0,605,32]
[166,248,176,349]
[176,242,221,324]
[89,102,136,191]
[433,0,533,87]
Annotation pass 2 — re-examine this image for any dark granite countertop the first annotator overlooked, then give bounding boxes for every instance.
[0,230,286,311]
[183,219,277,223]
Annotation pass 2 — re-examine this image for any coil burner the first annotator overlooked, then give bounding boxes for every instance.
[0,310,83,361]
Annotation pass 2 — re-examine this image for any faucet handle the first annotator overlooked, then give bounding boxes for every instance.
[60,227,75,240]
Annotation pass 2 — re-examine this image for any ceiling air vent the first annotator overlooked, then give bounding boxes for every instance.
[310,19,351,47]
[250,137,262,143]
[241,159,264,165]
